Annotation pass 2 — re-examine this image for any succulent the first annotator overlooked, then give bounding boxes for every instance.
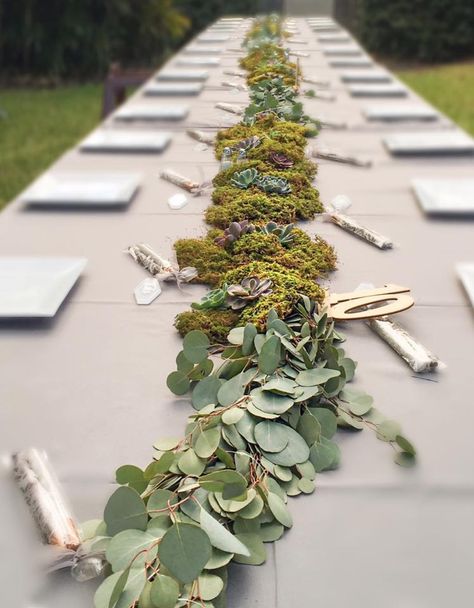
[231,167,260,189]
[268,151,294,169]
[192,284,228,311]
[259,221,295,247]
[232,135,261,152]
[226,277,273,310]
[214,220,256,249]
[256,175,292,195]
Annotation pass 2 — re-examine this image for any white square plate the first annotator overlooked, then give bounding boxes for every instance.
[412,178,474,216]
[340,69,392,83]
[20,172,141,207]
[175,56,220,67]
[0,257,87,317]
[312,25,340,32]
[156,69,209,82]
[384,131,474,156]
[322,45,362,56]
[143,82,203,96]
[80,130,171,153]
[114,104,189,122]
[456,263,474,307]
[183,46,223,55]
[363,104,439,122]
[318,33,351,42]
[348,82,407,97]
[197,35,230,43]
[329,56,373,67]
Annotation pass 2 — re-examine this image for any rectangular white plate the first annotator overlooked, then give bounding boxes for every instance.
[456,263,474,307]
[175,56,220,67]
[183,46,222,55]
[0,257,87,317]
[197,35,230,42]
[156,69,209,82]
[143,82,203,96]
[363,104,439,122]
[114,104,189,122]
[322,45,362,56]
[348,83,407,97]
[318,33,351,42]
[20,172,141,207]
[340,69,392,83]
[312,25,341,32]
[412,178,474,216]
[329,56,373,67]
[384,131,474,156]
[80,130,171,153]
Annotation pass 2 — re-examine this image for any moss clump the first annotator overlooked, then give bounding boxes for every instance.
[175,309,240,343]
[222,261,326,329]
[247,65,297,87]
[216,115,308,152]
[211,181,323,222]
[174,228,336,289]
[174,237,232,286]
[205,192,298,228]
[233,228,337,280]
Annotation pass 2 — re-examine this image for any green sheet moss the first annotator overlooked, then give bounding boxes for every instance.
[175,228,336,287]
[175,309,240,342]
[205,192,298,228]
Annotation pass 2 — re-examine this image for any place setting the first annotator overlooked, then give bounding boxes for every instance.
[113,104,190,123]
[411,178,474,216]
[142,81,204,96]
[383,129,474,156]
[79,129,172,153]
[19,171,142,209]
[0,256,87,318]
[346,81,408,97]
[363,103,439,122]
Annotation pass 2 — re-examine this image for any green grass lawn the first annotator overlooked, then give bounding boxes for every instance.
[396,60,474,136]
[0,84,102,209]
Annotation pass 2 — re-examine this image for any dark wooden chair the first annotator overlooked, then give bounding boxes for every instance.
[102,63,153,118]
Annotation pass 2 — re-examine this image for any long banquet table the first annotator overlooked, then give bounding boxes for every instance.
[1,16,473,608]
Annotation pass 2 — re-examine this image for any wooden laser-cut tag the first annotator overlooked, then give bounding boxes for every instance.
[327,284,414,321]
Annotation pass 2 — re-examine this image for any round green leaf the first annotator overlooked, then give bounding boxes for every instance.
[238,494,264,519]
[262,378,297,395]
[166,371,190,396]
[297,478,315,494]
[261,426,310,467]
[258,335,282,375]
[183,330,210,364]
[199,470,247,499]
[227,326,245,345]
[242,324,258,355]
[254,420,290,453]
[147,489,178,517]
[221,407,245,425]
[106,529,158,572]
[150,574,180,608]
[395,434,416,456]
[198,574,224,601]
[200,507,250,555]
[376,419,402,442]
[158,523,212,584]
[251,387,294,414]
[309,438,340,472]
[260,521,284,542]
[153,437,180,452]
[233,533,266,565]
[104,487,147,536]
[192,376,222,411]
[310,407,337,439]
[178,449,206,476]
[206,548,234,569]
[267,493,293,528]
[195,427,221,458]
[115,465,147,493]
[296,368,340,386]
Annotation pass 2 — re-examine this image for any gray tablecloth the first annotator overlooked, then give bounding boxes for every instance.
[1,17,473,608]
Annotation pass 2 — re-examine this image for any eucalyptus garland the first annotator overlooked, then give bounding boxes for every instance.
[88,16,416,608]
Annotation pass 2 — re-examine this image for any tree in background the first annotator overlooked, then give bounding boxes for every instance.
[358,0,474,62]
[0,0,190,80]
